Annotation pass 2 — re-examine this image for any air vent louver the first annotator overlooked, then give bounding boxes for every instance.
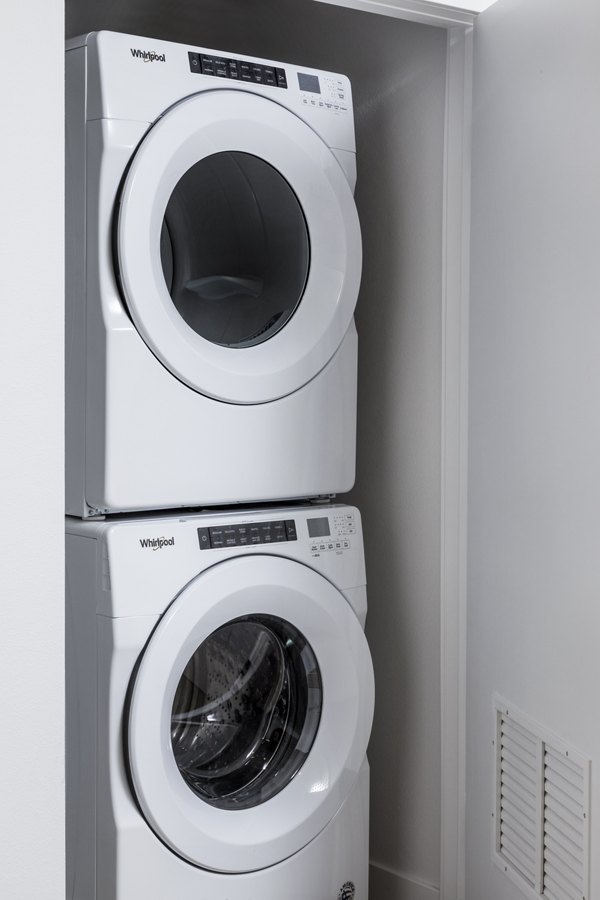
[493,699,590,900]
[543,746,588,900]
[498,716,541,888]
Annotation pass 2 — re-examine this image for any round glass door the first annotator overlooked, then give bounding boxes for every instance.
[161,152,310,348]
[171,614,322,810]
[127,555,374,872]
[117,90,362,403]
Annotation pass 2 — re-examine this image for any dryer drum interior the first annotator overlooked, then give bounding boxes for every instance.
[160,152,311,349]
[171,614,322,810]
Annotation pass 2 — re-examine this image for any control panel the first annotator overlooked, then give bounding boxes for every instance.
[198,518,297,550]
[184,46,352,123]
[308,510,356,555]
[298,72,349,114]
[188,52,288,88]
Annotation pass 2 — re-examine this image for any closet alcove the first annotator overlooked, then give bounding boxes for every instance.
[66,2,448,896]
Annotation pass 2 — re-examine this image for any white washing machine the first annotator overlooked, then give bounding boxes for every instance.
[66,31,362,518]
[66,504,374,899]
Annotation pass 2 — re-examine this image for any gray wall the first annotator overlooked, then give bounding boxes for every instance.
[467,0,600,896]
[0,1,65,897]
[66,2,448,896]
[349,23,446,900]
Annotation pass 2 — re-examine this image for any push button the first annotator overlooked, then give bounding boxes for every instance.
[201,55,215,76]
[208,526,225,547]
[214,58,229,78]
[197,527,211,549]
[223,528,237,546]
[240,61,253,81]
[188,52,201,74]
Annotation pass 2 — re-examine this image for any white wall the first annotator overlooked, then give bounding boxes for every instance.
[467,0,600,896]
[0,1,65,898]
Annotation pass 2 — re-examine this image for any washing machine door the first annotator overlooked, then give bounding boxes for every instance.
[127,555,374,873]
[116,89,362,404]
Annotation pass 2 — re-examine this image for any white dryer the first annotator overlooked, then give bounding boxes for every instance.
[66,504,374,899]
[66,31,362,518]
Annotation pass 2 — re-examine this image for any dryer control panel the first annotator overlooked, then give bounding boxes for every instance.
[298,72,349,114]
[77,32,356,155]
[185,46,350,117]
[187,53,348,113]
[189,52,288,89]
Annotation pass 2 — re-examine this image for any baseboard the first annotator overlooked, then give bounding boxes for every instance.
[369,860,440,900]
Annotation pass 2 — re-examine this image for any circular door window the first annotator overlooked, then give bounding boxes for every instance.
[117,90,362,404]
[127,555,374,873]
[161,152,310,348]
[171,614,321,810]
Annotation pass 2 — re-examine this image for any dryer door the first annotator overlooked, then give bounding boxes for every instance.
[116,89,361,404]
[127,555,374,873]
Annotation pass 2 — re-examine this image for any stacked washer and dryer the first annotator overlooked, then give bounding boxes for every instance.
[65,30,374,900]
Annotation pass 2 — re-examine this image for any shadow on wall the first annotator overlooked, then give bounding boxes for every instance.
[348,30,446,885]
[65,0,447,888]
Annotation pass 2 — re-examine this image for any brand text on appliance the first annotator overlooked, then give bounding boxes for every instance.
[139,536,175,550]
[130,48,166,63]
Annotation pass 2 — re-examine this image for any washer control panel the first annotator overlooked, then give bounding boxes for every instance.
[308,510,356,555]
[198,519,297,550]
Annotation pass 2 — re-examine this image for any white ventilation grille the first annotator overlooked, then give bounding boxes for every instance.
[493,699,590,900]
[543,747,588,900]
[497,715,542,889]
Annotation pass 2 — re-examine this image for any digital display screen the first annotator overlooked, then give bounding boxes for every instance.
[307,517,330,538]
[298,73,321,94]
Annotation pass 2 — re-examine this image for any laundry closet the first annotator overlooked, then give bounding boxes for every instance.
[63,0,600,898]
[63,1,449,895]
[4,0,599,898]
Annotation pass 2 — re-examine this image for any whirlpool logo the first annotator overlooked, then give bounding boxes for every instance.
[130,48,166,63]
[139,536,175,551]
